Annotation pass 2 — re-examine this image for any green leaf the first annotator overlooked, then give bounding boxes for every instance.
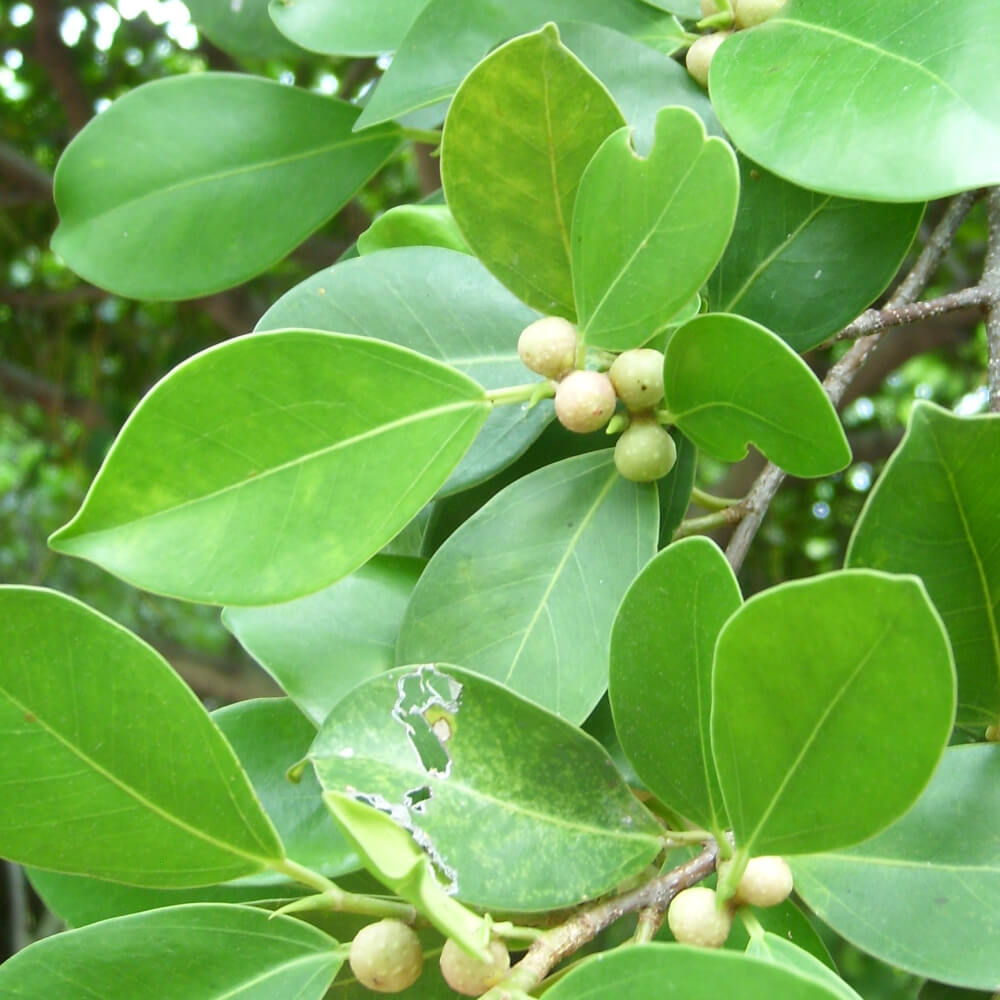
[256,248,546,496]
[542,943,848,999]
[657,430,696,546]
[223,558,422,727]
[358,206,470,256]
[709,1,1000,201]
[847,402,1000,724]
[355,0,684,129]
[0,588,283,886]
[212,699,357,876]
[185,0,301,59]
[793,744,1000,990]
[557,21,722,152]
[663,314,851,477]
[49,331,489,606]
[323,792,488,960]
[573,107,738,350]
[311,664,663,911]
[725,899,835,970]
[52,75,400,299]
[441,24,626,318]
[712,570,956,857]
[268,0,428,55]
[0,904,342,998]
[707,157,923,351]
[610,537,740,833]
[746,934,862,1000]
[397,451,659,723]
[26,867,309,928]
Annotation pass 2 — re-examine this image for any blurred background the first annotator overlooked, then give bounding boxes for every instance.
[0,2,991,995]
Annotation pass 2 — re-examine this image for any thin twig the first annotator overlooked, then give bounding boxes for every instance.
[724,189,981,573]
[983,188,1000,412]
[831,286,988,342]
[499,844,718,992]
[674,505,745,539]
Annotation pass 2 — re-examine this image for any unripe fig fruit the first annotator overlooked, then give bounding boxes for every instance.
[609,348,665,411]
[734,0,787,28]
[439,937,510,996]
[718,856,794,908]
[685,31,731,89]
[667,886,733,948]
[554,370,617,433]
[517,316,578,379]
[614,418,677,482]
[349,919,423,993]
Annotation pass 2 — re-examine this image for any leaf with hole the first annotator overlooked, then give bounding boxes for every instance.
[50,331,488,605]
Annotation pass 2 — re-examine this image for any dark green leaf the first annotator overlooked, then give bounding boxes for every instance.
[311,664,663,911]
[572,106,738,350]
[185,0,301,59]
[355,1,685,129]
[52,75,400,299]
[657,430,696,546]
[611,537,740,832]
[212,699,357,876]
[441,24,625,317]
[712,570,955,856]
[358,206,470,255]
[397,451,659,723]
[49,332,488,605]
[542,943,847,999]
[223,558,422,726]
[663,314,851,477]
[0,588,283,886]
[0,904,341,998]
[847,402,1000,724]
[256,248,547,495]
[794,744,1000,990]
[707,157,923,351]
[268,0,428,55]
[710,1,1000,201]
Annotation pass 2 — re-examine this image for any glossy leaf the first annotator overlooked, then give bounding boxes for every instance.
[658,429,696,545]
[746,934,861,1000]
[611,537,740,832]
[323,792,488,960]
[397,451,659,723]
[26,867,308,928]
[663,314,851,477]
[725,899,835,970]
[441,24,625,318]
[543,943,846,999]
[52,75,400,299]
[847,402,1000,724]
[572,107,738,350]
[50,331,489,606]
[707,158,923,351]
[256,248,547,495]
[0,904,341,998]
[793,744,1000,990]
[268,0,428,55]
[0,587,283,886]
[185,0,300,59]
[357,205,470,255]
[355,0,685,129]
[223,558,422,726]
[710,1,1000,201]
[712,570,955,857]
[311,664,663,911]
[213,699,357,876]
[557,21,721,152]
